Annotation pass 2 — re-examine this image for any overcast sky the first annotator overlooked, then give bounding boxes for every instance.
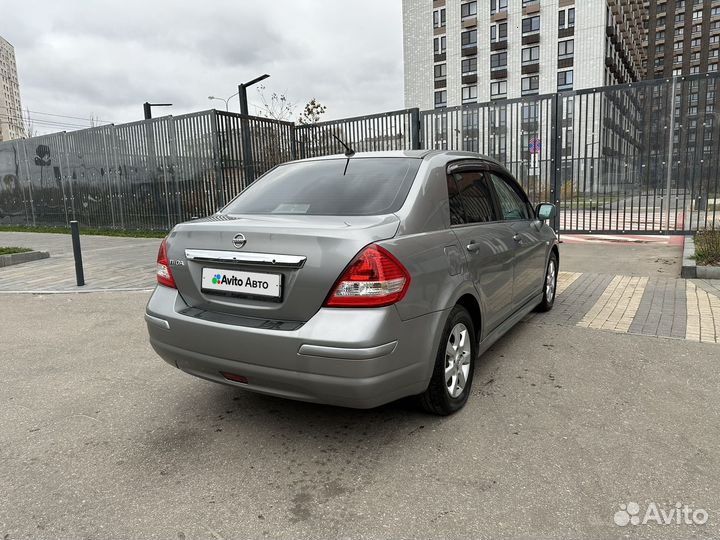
[2,0,405,135]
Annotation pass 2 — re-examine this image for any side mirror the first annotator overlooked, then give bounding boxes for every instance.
[535,203,556,221]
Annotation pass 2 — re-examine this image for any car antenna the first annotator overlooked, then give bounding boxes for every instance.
[332,133,355,175]
[332,133,355,157]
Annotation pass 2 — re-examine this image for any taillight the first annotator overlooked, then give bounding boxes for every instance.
[324,244,411,308]
[156,237,177,289]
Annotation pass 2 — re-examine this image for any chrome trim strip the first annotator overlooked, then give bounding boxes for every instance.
[184,249,306,268]
[297,341,398,360]
[144,313,170,330]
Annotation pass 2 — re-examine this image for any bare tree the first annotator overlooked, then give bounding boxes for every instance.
[297,99,327,125]
[254,85,296,122]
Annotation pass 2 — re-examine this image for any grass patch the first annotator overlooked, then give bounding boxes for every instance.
[0,225,168,239]
[0,246,33,256]
[695,230,720,266]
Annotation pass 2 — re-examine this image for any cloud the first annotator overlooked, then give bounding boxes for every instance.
[1,0,404,135]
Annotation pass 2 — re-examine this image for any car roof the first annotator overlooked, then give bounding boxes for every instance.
[290,150,504,167]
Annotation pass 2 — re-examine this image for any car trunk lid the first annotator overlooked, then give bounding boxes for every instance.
[166,214,400,322]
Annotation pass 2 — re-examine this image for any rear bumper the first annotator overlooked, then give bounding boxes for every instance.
[145,285,447,408]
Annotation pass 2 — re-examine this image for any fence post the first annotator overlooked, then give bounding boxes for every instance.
[410,108,422,150]
[210,110,226,208]
[290,123,298,160]
[665,76,678,232]
[550,93,562,234]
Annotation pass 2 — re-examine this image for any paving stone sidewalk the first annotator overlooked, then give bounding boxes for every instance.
[529,271,720,344]
[0,232,159,292]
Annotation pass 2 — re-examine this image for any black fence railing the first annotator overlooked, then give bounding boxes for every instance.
[1,74,719,233]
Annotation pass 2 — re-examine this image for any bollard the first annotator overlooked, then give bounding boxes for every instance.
[70,221,85,287]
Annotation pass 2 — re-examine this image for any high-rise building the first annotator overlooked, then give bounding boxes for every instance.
[402,0,646,110]
[0,35,25,141]
[644,0,720,79]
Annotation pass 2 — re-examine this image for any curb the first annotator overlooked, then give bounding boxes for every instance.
[0,250,50,268]
[681,235,720,279]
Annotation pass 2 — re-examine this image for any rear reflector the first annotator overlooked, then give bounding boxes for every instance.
[156,237,177,289]
[324,244,411,308]
[221,372,249,384]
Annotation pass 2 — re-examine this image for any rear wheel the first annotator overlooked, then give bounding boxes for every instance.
[419,305,476,415]
[536,252,558,312]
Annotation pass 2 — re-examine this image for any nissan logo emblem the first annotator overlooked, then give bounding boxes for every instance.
[232,233,247,249]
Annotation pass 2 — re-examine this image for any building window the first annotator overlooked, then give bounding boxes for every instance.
[674,54,683,64]
[710,63,719,72]
[462,57,477,74]
[675,14,684,24]
[433,8,446,28]
[522,46,540,64]
[491,0,508,15]
[559,8,575,30]
[434,36,447,54]
[690,65,700,74]
[521,75,539,95]
[490,80,507,98]
[490,22,508,42]
[462,85,478,103]
[657,30,665,40]
[461,1,477,19]
[558,39,574,60]
[693,10,702,20]
[713,7,720,16]
[674,41,683,50]
[522,103,539,123]
[692,23,702,33]
[673,67,682,75]
[491,51,508,70]
[691,38,701,47]
[522,16,540,34]
[557,70,573,91]
[434,63,447,79]
[461,29,477,48]
[712,35,720,44]
[657,16,666,27]
[435,90,447,108]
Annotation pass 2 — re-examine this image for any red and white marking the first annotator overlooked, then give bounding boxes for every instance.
[559,234,683,246]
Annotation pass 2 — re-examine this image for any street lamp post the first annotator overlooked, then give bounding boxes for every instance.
[237,74,270,184]
[208,92,239,112]
[143,102,172,120]
[237,74,270,115]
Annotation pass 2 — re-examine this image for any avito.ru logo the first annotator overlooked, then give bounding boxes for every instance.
[614,501,708,527]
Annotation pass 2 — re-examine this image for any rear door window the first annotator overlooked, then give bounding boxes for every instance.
[222,158,421,216]
[447,171,497,224]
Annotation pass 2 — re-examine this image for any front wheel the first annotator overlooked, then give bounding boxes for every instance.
[419,305,476,415]
[536,252,558,312]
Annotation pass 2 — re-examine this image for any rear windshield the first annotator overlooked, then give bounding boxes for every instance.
[222,158,421,216]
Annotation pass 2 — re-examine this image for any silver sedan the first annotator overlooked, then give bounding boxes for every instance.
[145,150,559,415]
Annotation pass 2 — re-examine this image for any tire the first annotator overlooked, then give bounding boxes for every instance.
[419,305,476,415]
[536,251,558,313]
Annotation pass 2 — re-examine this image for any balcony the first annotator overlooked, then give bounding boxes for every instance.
[491,40,508,51]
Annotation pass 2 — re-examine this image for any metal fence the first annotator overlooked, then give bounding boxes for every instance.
[1,74,719,233]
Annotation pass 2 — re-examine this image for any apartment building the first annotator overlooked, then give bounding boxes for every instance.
[0,35,25,141]
[644,0,720,78]
[403,0,646,110]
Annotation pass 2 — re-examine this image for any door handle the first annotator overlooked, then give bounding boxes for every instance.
[466,242,480,253]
